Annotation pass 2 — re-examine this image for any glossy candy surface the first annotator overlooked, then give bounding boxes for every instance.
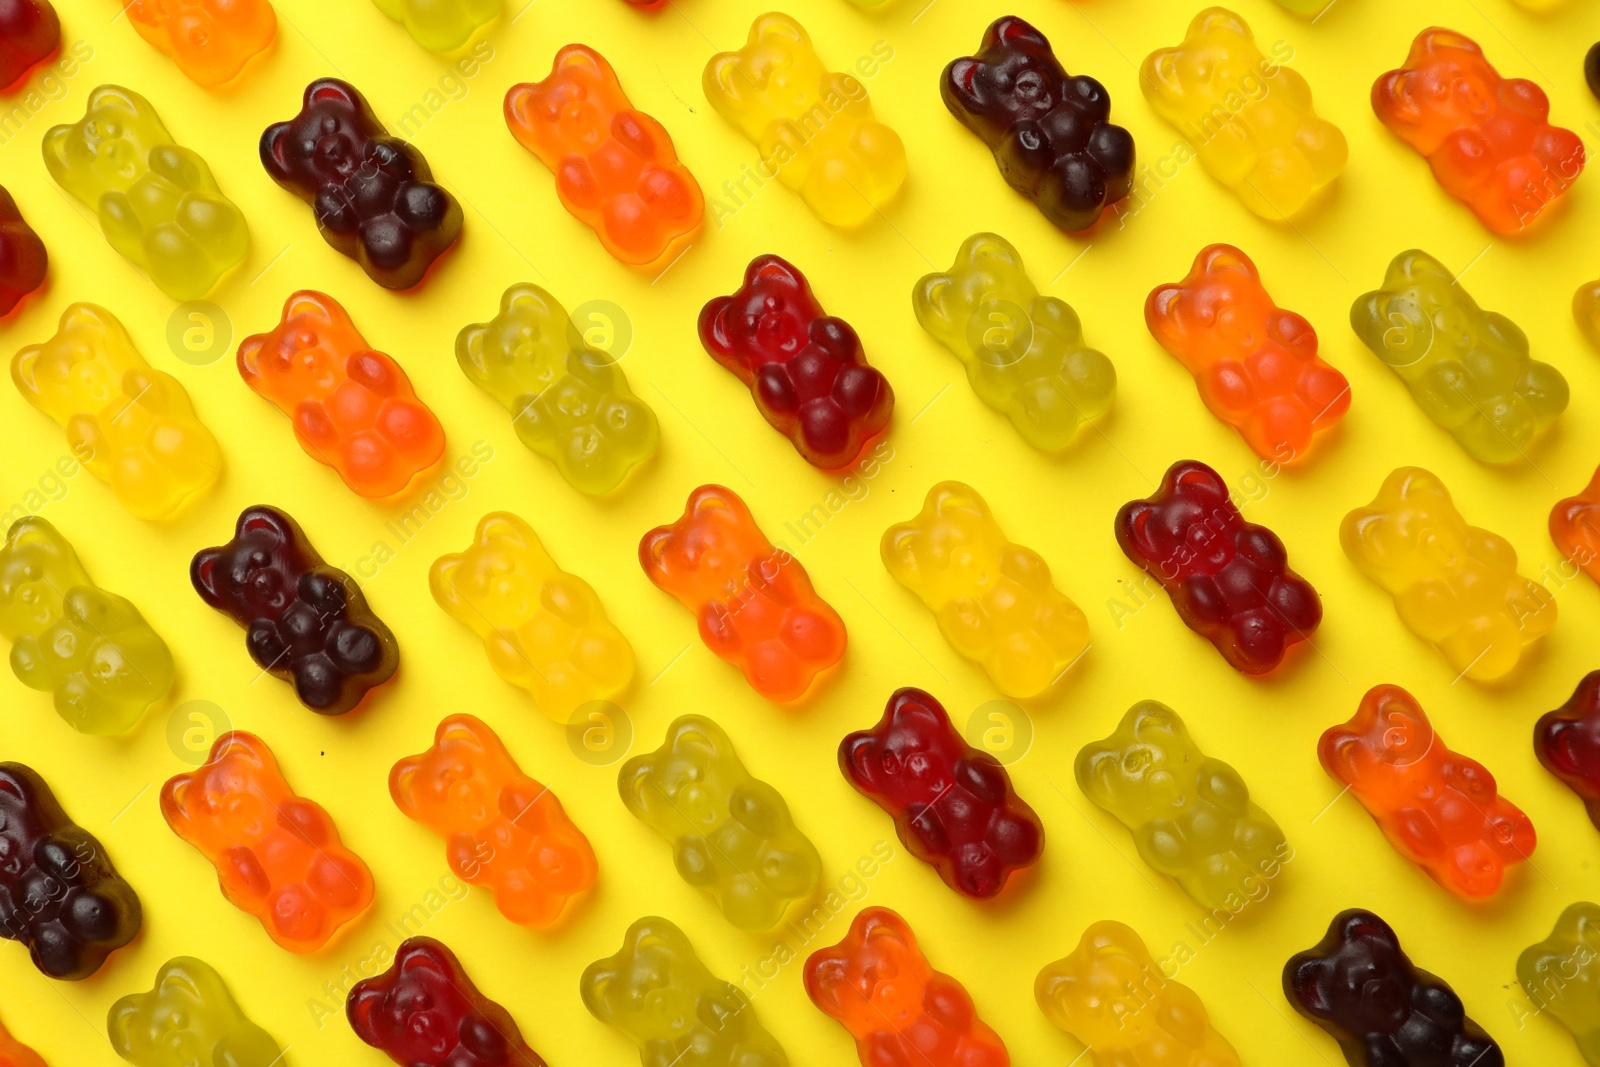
[192,505,400,714]
[43,86,248,300]
[1533,671,1600,832]
[1147,245,1349,463]
[121,0,275,87]
[882,481,1088,698]
[0,517,173,734]
[372,0,497,52]
[1552,465,1600,587]
[506,45,703,270]
[912,233,1115,452]
[841,688,1042,899]
[0,1017,44,1067]
[391,714,595,928]
[239,290,446,497]
[622,715,820,930]
[1341,467,1555,682]
[0,0,57,90]
[1320,685,1534,899]
[703,13,905,227]
[1517,902,1600,1066]
[1115,459,1320,674]
[640,484,845,702]
[942,16,1134,232]
[261,78,462,289]
[109,957,282,1067]
[0,186,45,314]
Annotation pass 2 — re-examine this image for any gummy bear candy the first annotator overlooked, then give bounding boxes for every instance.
[805,906,1010,1067]
[1373,29,1585,234]
[1115,459,1320,674]
[0,0,56,92]
[1077,701,1287,910]
[1518,902,1600,1066]
[456,282,658,494]
[162,731,374,953]
[261,78,462,289]
[1577,280,1600,350]
[43,86,249,300]
[1285,909,1504,1067]
[913,233,1115,452]
[841,687,1042,899]
[1271,0,1331,15]
[640,484,846,702]
[1552,464,1600,586]
[1147,245,1350,463]
[349,936,550,1066]
[371,0,497,53]
[1534,671,1600,833]
[238,290,446,498]
[506,45,704,271]
[943,16,1135,232]
[109,957,282,1067]
[699,254,894,470]
[192,504,400,714]
[13,303,222,520]
[0,517,174,734]
[1341,467,1555,682]
[0,186,45,315]
[704,13,905,227]
[620,715,821,930]
[1589,42,1600,102]
[1142,9,1346,219]
[120,0,275,87]
[582,916,790,1067]
[0,1016,44,1067]
[1036,920,1241,1066]
[1352,250,1567,463]
[1320,684,1534,899]
[882,481,1089,698]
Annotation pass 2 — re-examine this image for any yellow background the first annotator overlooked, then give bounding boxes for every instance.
[2,0,1600,1061]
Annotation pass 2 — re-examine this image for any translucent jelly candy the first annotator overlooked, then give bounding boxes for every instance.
[1320,684,1534,899]
[238,290,445,498]
[0,517,174,735]
[1077,701,1287,910]
[0,185,46,315]
[430,512,634,723]
[1341,467,1555,682]
[1351,250,1567,463]
[1534,671,1600,832]
[162,731,374,952]
[1147,245,1349,462]
[1373,29,1584,233]
[506,44,704,271]
[1577,280,1600,350]
[882,481,1089,698]
[1142,9,1345,219]
[0,0,57,91]
[805,906,1010,1067]
[456,282,657,494]
[1036,920,1240,1066]
[0,1016,44,1067]
[372,0,497,53]
[109,957,282,1067]
[13,303,222,520]
[391,714,596,928]
[640,484,846,702]
[1518,902,1600,1066]
[704,13,905,227]
[120,0,275,87]
[582,916,789,1067]
[912,232,1115,452]
[1552,464,1600,586]
[43,86,249,300]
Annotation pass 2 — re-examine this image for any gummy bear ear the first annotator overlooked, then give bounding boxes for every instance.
[752,11,807,48]
[427,553,465,611]
[990,15,1048,52]
[4,515,69,561]
[106,996,141,1049]
[553,44,606,80]
[1127,700,1180,743]
[840,730,881,785]
[190,548,224,606]
[666,714,726,756]
[345,983,384,1033]
[697,295,736,359]
[1194,243,1256,282]
[238,504,296,547]
[39,123,72,185]
[1193,7,1249,42]
[388,755,423,817]
[477,512,531,551]
[453,322,491,382]
[746,255,804,297]
[285,289,338,327]
[307,77,363,114]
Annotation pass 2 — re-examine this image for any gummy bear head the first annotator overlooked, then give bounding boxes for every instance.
[455,283,570,404]
[1076,701,1198,819]
[41,85,171,204]
[1343,466,1471,584]
[191,505,305,621]
[508,46,619,157]
[699,255,823,372]
[804,907,931,1029]
[841,688,965,800]
[11,303,138,419]
[163,733,280,845]
[1363,249,1519,370]
[390,714,502,830]
[347,938,525,1064]
[1389,29,1498,130]
[944,16,1066,126]
[1142,9,1260,113]
[237,290,358,397]
[621,715,737,830]
[1339,684,1441,773]
[1146,244,1273,347]
[881,481,1000,590]
[640,485,769,594]
[912,233,1036,354]
[1286,910,1418,1037]
[703,13,822,128]
[261,78,378,187]
[580,917,715,1042]
[0,516,90,634]
[429,512,552,631]
[107,957,248,1062]
[1036,921,1170,1046]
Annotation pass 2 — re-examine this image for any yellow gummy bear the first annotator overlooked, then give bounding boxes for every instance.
[42,85,248,301]
[109,957,283,1067]
[704,13,906,228]
[13,303,222,521]
[370,0,499,53]
[0,517,173,735]
[1141,8,1346,219]
[1342,467,1556,683]
[1518,902,1600,1066]
[913,232,1116,452]
[430,512,635,723]
[1036,920,1241,1066]
[456,283,658,496]
[882,481,1089,699]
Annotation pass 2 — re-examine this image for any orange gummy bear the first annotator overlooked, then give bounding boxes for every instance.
[1147,244,1350,464]
[121,0,276,87]
[390,714,596,928]
[640,484,845,703]
[505,45,703,271]
[804,906,1010,1067]
[238,290,445,498]
[161,732,374,953]
[0,1016,44,1067]
[1552,464,1600,586]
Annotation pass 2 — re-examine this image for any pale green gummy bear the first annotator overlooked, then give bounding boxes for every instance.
[109,957,282,1067]
[371,0,499,53]
[1518,902,1600,1066]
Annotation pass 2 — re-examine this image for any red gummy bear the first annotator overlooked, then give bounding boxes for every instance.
[0,186,45,316]
[699,254,893,470]
[1320,684,1535,899]
[0,0,58,92]
[1372,28,1585,234]
[839,688,1042,899]
[1114,459,1321,674]
[1534,671,1600,833]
